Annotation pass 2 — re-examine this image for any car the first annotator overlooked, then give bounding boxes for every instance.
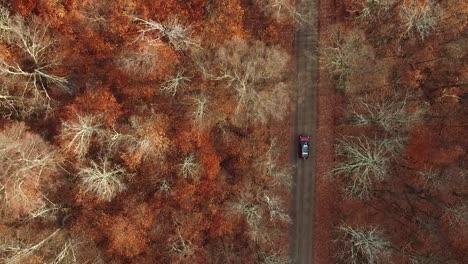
[299,135,310,159]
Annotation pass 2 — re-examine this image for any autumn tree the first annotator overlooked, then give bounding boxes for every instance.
[0,122,62,221]
[195,38,291,124]
[336,225,391,264]
[0,6,68,113]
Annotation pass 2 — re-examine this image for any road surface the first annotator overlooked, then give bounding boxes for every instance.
[290,0,319,263]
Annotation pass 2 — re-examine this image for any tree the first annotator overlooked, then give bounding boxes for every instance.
[257,139,293,187]
[0,228,61,264]
[331,136,400,198]
[78,159,127,201]
[228,194,262,236]
[0,6,68,109]
[195,39,291,123]
[190,94,209,127]
[0,122,61,221]
[116,44,160,78]
[262,193,291,223]
[356,0,396,22]
[444,204,467,227]
[60,114,104,160]
[179,153,202,179]
[133,17,197,51]
[253,0,308,24]
[349,94,423,132]
[400,0,441,40]
[161,71,191,96]
[170,229,194,259]
[336,225,391,264]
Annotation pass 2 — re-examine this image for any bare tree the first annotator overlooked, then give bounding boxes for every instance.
[356,0,396,21]
[331,136,398,198]
[170,229,193,259]
[160,72,191,96]
[253,0,308,24]
[190,94,209,126]
[349,94,423,132]
[116,44,160,78]
[444,204,467,227]
[0,228,61,264]
[262,193,291,223]
[228,194,262,234]
[321,29,359,90]
[257,139,293,187]
[179,153,202,179]
[133,17,197,51]
[400,0,441,40]
[337,225,391,264]
[79,159,127,201]
[60,114,104,160]
[194,39,291,123]
[0,122,61,221]
[0,7,68,109]
[103,116,170,163]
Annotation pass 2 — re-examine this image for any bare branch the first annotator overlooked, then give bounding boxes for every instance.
[133,17,198,51]
[331,136,400,198]
[254,0,309,24]
[400,0,441,40]
[179,153,202,179]
[349,94,423,132]
[60,115,104,160]
[160,72,191,96]
[0,122,60,220]
[0,8,68,89]
[258,139,293,187]
[444,204,468,227]
[79,159,127,201]
[0,228,61,264]
[258,250,292,264]
[190,94,209,126]
[337,225,391,264]
[262,193,291,223]
[170,229,193,258]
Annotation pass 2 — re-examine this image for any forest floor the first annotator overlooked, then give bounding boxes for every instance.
[290,0,319,262]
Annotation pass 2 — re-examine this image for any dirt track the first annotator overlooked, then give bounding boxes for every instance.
[289,0,319,263]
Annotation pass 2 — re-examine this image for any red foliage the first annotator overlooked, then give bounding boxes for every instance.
[63,86,122,125]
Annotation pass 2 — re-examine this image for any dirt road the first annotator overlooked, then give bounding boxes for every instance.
[289,0,319,263]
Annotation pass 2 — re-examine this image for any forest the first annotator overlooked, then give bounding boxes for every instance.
[0,0,466,264]
[315,0,467,263]
[0,0,297,263]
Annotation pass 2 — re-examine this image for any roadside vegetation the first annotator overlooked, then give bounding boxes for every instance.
[322,0,467,263]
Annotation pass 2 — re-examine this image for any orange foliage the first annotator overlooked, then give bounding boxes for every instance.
[63,86,122,125]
